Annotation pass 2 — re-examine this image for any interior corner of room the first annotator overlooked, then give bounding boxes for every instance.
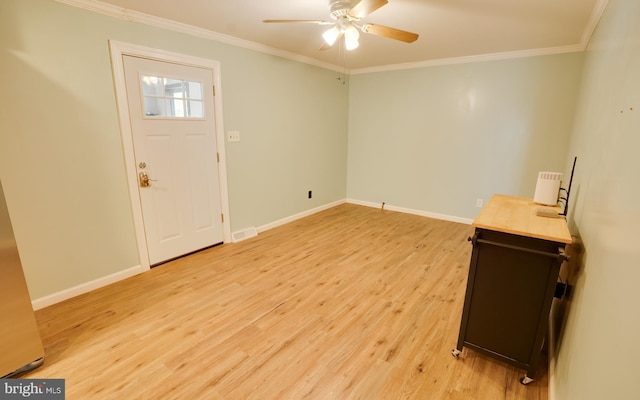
[1,0,639,399]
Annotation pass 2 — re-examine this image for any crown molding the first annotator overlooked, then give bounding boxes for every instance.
[53,0,345,73]
[350,44,586,75]
[55,0,605,76]
[581,0,610,48]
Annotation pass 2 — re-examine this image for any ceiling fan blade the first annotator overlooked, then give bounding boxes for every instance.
[349,0,389,19]
[361,23,419,43]
[262,19,332,25]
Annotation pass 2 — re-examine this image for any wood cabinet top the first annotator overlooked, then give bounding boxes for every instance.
[473,194,572,244]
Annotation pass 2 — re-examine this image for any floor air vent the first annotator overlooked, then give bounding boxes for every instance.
[232,227,258,243]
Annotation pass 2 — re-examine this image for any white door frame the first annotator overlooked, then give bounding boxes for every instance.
[109,40,231,271]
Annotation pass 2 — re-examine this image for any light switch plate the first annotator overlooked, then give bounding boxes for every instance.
[227,131,240,142]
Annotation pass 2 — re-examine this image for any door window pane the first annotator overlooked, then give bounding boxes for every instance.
[141,75,204,118]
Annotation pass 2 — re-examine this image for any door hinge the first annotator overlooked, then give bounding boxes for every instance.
[217,152,220,163]
[221,213,224,223]
[212,85,216,96]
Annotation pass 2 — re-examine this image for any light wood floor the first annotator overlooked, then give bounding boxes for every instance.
[26,204,548,399]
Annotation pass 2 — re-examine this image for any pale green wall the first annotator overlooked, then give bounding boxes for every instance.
[222,57,349,229]
[2,1,637,397]
[347,54,584,219]
[0,0,348,299]
[552,0,640,399]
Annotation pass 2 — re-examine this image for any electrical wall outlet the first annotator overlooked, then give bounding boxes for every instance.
[308,190,312,199]
[476,198,484,208]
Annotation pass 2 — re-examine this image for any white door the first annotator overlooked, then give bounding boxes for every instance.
[123,55,223,265]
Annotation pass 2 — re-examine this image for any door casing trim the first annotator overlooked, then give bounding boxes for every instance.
[109,40,232,271]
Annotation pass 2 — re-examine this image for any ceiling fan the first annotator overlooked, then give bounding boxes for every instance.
[263,0,419,51]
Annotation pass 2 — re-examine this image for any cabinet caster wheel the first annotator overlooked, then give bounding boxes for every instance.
[520,375,534,385]
[451,349,461,358]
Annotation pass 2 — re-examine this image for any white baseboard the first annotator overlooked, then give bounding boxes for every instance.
[31,200,471,310]
[254,198,471,236]
[32,265,143,310]
[256,199,347,233]
[346,198,474,225]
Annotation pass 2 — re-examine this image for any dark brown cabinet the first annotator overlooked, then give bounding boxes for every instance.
[452,195,571,384]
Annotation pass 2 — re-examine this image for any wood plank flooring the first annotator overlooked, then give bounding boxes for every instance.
[25,203,548,399]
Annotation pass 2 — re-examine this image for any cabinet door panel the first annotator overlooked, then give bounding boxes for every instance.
[465,240,555,362]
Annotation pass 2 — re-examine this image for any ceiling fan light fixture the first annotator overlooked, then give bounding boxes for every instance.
[264,0,419,52]
[344,24,360,50]
[322,26,341,46]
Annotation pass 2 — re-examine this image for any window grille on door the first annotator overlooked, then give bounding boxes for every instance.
[140,75,204,119]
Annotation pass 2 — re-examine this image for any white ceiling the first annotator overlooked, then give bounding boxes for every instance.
[66,0,607,72]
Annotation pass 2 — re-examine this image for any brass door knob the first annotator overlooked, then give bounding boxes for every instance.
[138,171,156,187]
